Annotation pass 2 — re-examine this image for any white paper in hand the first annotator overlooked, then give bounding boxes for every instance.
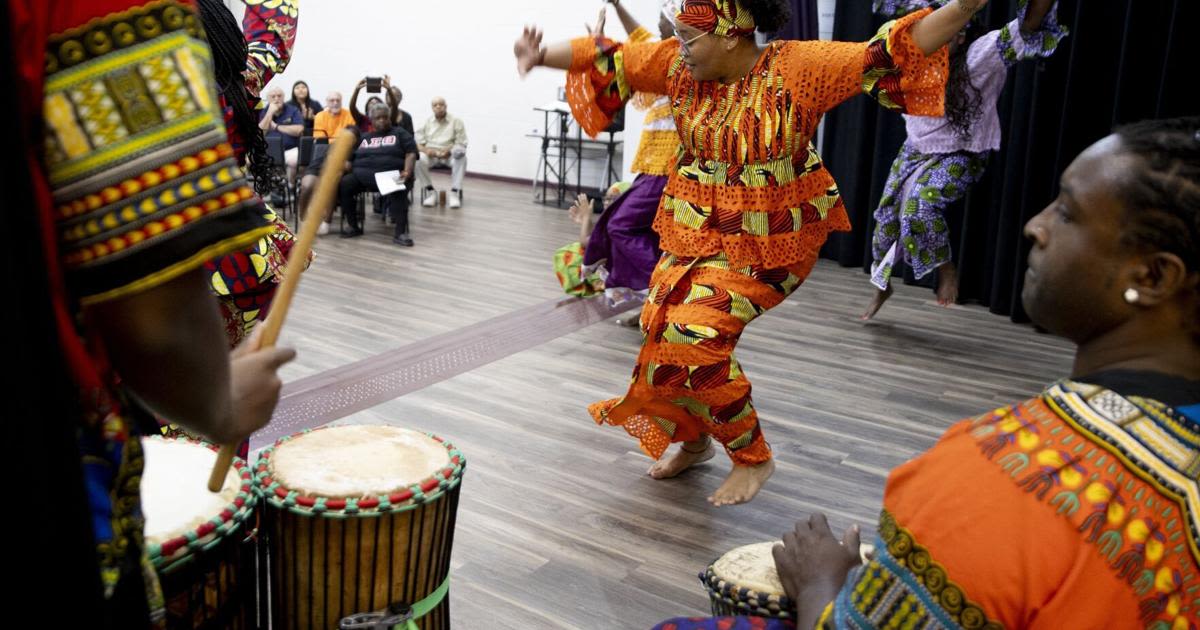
[374,170,406,196]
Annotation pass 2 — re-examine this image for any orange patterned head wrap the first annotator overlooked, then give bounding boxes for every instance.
[676,0,756,37]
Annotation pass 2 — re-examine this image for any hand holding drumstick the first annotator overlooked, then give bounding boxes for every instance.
[207,128,356,491]
[228,325,295,441]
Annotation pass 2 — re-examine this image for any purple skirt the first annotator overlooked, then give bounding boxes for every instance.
[583,173,666,292]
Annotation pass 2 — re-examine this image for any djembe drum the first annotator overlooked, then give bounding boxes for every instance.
[255,425,466,629]
[701,541,875,620]
[142,436,259,629]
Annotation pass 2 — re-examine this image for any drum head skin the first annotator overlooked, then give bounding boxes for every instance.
[712,542,786,596]
[142,437,241,546]
[270,425,451,498]
[140,436,256,571]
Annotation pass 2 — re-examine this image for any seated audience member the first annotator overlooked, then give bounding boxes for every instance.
[388,85,415,137]
[258,85,304,185]
[415,96,468,209]
[289,80,322,135]
[302,91,357,232]
[312,90,355,139]
[337,103,418,246]
[299,126,359,235]
[384,84,416,202]
[654,117,1200,630]
[350,75,401,134]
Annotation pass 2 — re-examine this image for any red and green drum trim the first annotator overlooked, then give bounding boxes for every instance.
[252,426,467,518]
[144,436,258,573]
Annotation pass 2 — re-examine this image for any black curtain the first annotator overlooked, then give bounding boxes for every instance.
[819,0,1197,322]
[779,0,820,41]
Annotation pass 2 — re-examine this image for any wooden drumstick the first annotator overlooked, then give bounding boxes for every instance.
[207,129,358,492]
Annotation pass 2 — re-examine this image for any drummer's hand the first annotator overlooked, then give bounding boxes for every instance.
[772,514,861,626]
[228,325,296,441]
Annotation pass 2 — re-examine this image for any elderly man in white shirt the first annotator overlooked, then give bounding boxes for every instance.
[414,96,468,208]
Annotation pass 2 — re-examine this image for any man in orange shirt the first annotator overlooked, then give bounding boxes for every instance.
[302,91,357,233]
[312,91,355,139]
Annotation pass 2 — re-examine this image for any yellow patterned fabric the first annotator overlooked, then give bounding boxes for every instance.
[631,97,680,176]
[625,27,681,177]
[43,0,271,304]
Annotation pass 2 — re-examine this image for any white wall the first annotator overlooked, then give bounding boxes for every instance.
[243,0,663,186]
[242,0,840,184]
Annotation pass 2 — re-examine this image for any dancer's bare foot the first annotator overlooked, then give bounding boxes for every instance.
[709,459,775,506]
[648,437,714,479]
[861,285,893,320]
[936,263,959,306]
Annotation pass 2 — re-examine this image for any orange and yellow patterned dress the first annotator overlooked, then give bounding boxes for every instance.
[568,9,948,465]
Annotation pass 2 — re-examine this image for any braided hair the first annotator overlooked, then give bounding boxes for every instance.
[196,0,273,195]
[1114,116,1200,337]
[945,22,985,141]
[739,0,792,35]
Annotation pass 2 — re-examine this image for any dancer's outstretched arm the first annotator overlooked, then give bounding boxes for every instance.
[514,26,574,75]
[1022,0,1056,33]
[911,0,990,54]
[606,0,642,36]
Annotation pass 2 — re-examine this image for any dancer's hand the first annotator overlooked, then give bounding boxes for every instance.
[514,26,544,77]
[773,514,862,627]
[228,325,296,443]
[568,193,591,224]
[586,6,607,37]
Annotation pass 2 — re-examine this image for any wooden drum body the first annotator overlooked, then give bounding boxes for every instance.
[255,425,466,630]
[142,436,259,630]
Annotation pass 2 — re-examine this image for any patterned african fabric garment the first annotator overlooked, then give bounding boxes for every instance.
[869,2,1067,289]
[202,0,307,348]
[869,145,986,288]
[555,241,606,298]
[594,250,816,465]
[654,616,795,630]
[565,10,949,463]
[12,0,273,621]
[627,27,680,178]
[563,26,673,306]
[631,95,681,176]
[820,376,1200,629]
[206,202,299,346]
